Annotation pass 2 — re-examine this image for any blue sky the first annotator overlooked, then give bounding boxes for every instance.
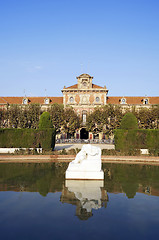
[0,0,159,97]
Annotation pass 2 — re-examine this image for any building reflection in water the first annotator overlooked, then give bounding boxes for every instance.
[61,180,108,220]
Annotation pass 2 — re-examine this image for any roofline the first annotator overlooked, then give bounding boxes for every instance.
[76,73,93,79]
[61,88,108,92]
[107,96,159,98]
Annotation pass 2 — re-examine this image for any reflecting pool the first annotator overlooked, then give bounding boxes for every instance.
[0,162,159,240]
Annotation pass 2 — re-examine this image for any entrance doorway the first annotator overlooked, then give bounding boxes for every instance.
[80,128,88,139]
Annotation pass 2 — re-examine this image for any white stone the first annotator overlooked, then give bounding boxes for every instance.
[65,171,104,180]
[65,144,104,180]
[140,149,149,155]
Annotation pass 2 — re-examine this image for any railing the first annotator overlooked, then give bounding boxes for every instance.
[56,139,114,144]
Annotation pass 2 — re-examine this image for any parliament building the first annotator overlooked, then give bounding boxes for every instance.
[0,73,159,139]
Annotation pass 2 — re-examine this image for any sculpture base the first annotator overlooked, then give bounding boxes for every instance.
[65,170,104,180]
[65,179,104,188]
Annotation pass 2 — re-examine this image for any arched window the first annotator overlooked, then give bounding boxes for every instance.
[82,110,87,124]
[44,98,49,104]
[96,97,100,102]
[83,82,87,86]
[69,97,74,103]
[22,98,28,105]
[144,99,148,104]
[121,98,126,104]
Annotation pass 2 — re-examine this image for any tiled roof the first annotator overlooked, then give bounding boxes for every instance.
[107,96,159,105]
[64,84,78,89]
[0,97,22,104]
[0,96,158,105]
[0,97,63,105]
[64,83,104,89]
[0,97,9,104]
[51,97,63,104]
[92,84,104,89]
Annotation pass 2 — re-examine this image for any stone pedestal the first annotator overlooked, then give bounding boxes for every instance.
[65,170,104,180]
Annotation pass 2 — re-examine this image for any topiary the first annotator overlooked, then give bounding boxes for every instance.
[39,112,53,129]
[120,112,138,130]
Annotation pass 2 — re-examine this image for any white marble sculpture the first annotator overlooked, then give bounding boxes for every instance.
[65,144,104,179]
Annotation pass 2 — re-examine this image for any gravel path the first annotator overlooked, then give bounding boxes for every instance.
[54,143,115,151]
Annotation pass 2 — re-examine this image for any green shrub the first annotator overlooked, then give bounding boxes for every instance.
[38,128,56,150]
[60,149,67,155]
[120,112,138,130]
[102,149,117,155]
[115,129,159,155]
[67,149,76,155]
[0,128,56,150]
[39,112,53,129]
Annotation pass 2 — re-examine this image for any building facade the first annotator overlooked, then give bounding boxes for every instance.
[0,73,159,139]
[62,74,108,123]
[1,73,158,110]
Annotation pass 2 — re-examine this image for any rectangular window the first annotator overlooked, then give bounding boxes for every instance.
[83,114,86,123]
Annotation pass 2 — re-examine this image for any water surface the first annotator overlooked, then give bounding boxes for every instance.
[0,162,159,240]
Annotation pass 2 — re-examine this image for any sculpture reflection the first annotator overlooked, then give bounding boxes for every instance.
[61,180,108,220]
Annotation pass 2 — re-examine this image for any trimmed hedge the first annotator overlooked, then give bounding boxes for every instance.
[39,112,53,129]
[120,112,138,130]
[114,129,159,155]
[0,128,56,150]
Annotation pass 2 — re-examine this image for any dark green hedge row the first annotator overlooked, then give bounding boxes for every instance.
[114,129,159,153]
[0,128,56,150]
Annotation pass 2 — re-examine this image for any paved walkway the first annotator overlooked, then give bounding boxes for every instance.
[0,154,159,165]
[54,143,115,151]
